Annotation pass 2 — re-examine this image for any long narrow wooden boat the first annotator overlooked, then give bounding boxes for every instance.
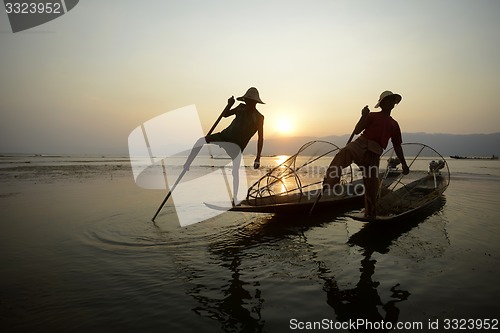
[347,172,448,222]
[348,144,450,222]
[450,155,498,160]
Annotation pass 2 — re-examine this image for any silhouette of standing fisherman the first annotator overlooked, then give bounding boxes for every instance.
[323,91,410,218]
[184,87,265,204]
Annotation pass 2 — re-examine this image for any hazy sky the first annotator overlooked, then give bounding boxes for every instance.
[1,0,500,154]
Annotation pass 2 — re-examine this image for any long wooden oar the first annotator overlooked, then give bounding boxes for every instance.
[151,105,229,222]
[308,110,368,216]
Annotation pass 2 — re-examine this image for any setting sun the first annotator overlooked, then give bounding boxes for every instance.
[276,118,293,135]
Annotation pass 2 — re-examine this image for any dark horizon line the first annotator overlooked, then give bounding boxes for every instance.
[1,131,499,156]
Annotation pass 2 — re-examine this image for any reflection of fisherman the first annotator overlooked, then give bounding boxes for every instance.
[324,251,411,333]
[184,87,265,203]
[323,91,410,218]
[323,225,414,332]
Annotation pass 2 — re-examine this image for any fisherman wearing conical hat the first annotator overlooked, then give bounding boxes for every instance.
[206,87,264,161]
[323,90,410,219]
[184,87,265,203]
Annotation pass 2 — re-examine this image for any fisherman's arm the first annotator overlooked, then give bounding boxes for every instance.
[394,144,410,175]
[222,96,236,117]
[353,105,370,134]
[254,118,264,169]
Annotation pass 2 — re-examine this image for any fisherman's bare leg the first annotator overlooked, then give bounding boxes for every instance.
[363,176,379,218]
[323,146,356,194]
[361,151,380,218]
[184,137,206,171]
[231,152,242,205]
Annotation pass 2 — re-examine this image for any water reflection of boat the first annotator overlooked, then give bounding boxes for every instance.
[198,188,448,332]
[323,196,447,330]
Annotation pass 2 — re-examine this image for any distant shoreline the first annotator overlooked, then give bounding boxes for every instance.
[2,132,499,157]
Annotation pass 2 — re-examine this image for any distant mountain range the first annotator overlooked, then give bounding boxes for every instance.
[245,132,500,157]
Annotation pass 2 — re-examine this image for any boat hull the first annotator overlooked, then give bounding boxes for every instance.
[346,195,441,222]
[205,192,363,214]
[347,173,448,222]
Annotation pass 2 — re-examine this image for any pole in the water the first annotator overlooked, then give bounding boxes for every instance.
[151,168,187,222]
[151,99,231,222]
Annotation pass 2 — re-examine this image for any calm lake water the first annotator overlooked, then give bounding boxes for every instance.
[1,154,499,332]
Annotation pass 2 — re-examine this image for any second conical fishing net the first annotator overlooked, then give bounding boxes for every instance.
[376,143,450,216]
